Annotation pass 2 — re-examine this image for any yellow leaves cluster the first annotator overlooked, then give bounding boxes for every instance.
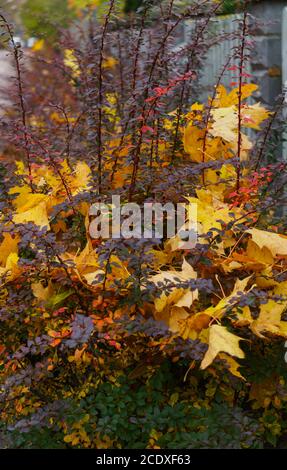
[69,240,130,291]
[64,49,80,78]
[10,159,91,229]
[0,158,92,290]
[234,282,287,340]
[212,83,258,107]
[187,188,240,236]
[11,187,50,229]
[184,83,270,164]
[63,413,91,447]
[148,84,287,379]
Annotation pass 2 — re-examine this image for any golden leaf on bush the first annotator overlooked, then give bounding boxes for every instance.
[14,200,50,229]
[223,239,274,274]
[149,259,198,313]
[210,106,238,142]
[219,353,245,380]
[148,259,198,332]
[213,83,258,108]
[0,233,19,266]
[247,228,287,257]
[186,189,244,243]
[201,324,245,370]
[32,281,54,303]
[10,186,50,229]
[233,282,287,338]
[241,103,271,130]
[0,252,20,283]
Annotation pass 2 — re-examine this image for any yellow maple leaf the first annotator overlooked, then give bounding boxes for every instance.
[183,123,233,163]
[149,259,198,314]
[247,228,287,257]
[148,259,198,332]
[251,299,287,338]
[200,324,245,370]
[213,83,258,108]
[186,189,244,241]
[222,239,274,274]
[0,233,19,266]
[219,352,245,380]
[32,281,54,303]
[0,252,20,283]
[234,282,287,338]
[10,185,50,229]
[241,103,270,130]
[68,241,129,290]
[210,106,238,142]
[13,200,50,229]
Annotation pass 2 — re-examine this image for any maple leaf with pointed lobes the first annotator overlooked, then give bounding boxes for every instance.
[232,282,287,339]
[219,353,246,380]
[64,240,130,292]
[210,103,269,144]
[210,106,238,142]
[184,189,245,247]
[213,83,258,108]
[0,233,19,266]
[0,233,21,283]
[201,324,245,370]
[247,228,287,257]
[10,159,92,230]
[0,252,20,284]
[10,185,50,229]
[241,103,271,130]
[222,239,274,274]
[148,259,198,333]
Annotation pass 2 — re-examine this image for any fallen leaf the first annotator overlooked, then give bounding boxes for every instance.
[201,324,245,370]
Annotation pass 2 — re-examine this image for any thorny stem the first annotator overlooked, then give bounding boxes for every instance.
[45,241,87,313]
[110,3,149,184]
[97,0,115,195]
[30,134,74,206]
[254,95,285,171]
[0,14,33,191]
[172,0,225,163]
[129,0,222,201]
[116,30,124,117]
[48,103,73,169]
[201,55,233,184]
[236,8,248,191]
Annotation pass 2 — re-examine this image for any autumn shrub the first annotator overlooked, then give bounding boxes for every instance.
[1,0,287,449]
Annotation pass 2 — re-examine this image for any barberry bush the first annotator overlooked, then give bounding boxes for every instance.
[0,0,287,449]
